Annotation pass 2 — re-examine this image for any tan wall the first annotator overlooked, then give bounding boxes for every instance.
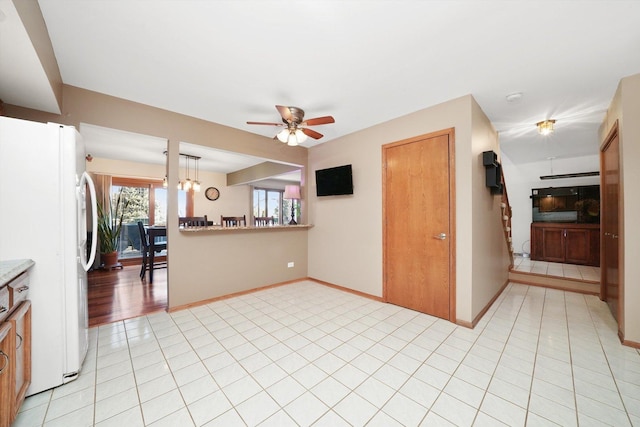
[470,97,510,317]
[601,73,640,343]
[86,157,165,180]
[307,95,508,324]
[194,170,251,223]
[6,85,309,309]
[170,228,308,308]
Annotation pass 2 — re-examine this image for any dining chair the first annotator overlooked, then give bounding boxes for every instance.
[254,216,275,226]
[179,215,208,227]
[220,215,247,227]
[137,221,167,281]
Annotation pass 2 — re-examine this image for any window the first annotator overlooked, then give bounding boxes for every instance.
[111,177,191,258]
[253,188,283,224]
[253,187,300,225]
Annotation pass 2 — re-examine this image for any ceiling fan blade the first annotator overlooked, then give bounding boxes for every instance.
[301,127,323,139]
[246,121,284,126]
[276,105,293,122]
[301,116,335,126]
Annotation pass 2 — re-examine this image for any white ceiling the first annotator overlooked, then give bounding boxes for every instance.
[2,0,640,167]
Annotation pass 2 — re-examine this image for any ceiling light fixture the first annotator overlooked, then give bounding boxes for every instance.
[537,119,556,136]
[277,128,307,146]
[174,152,201,192]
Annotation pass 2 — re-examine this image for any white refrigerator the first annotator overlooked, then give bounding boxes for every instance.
[0,116,97,396]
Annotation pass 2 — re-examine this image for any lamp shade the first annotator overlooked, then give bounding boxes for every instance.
[277,129,289,143]
[283,185,301,200]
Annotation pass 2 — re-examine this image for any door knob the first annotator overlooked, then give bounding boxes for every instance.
[434,233,447,240]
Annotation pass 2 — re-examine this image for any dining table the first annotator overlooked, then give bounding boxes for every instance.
[146,225,167,283]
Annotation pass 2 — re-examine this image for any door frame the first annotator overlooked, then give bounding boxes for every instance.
[382,128,456,322]
[599,120,623,336]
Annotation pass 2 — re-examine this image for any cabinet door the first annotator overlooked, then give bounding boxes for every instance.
[530,225,544,260]
[542,228,566,262]
[7,300,31,421]
[0,323,13,427]
[589,229,601,267]
[565,229,591,265]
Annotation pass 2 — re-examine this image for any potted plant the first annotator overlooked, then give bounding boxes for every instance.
[97,190,129,268]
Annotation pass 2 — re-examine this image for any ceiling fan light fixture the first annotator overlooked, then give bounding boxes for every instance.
[295,129,307,143]
[287,131,298,146]
[276,128,289,143]
[537,119,556,136]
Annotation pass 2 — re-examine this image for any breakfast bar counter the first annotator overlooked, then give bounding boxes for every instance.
[179,224,313,233]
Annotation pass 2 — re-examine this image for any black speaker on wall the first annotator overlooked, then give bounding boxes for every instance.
[482,151,503,195]
[482,150,497,167]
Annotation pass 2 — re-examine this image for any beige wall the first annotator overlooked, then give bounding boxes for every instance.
[194,169,250,223]
[86,157,165,180]
[307,95,508,324]
[600,72,640,343]
[170,228,308,308]
[5,85,309,309]
[470,97,511,317]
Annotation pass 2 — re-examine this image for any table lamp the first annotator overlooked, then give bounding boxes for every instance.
[283,185,301,225]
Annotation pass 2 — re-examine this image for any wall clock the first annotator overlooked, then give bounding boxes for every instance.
[205,187,220,201]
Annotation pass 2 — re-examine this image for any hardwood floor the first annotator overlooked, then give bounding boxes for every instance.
[88,265,167,327]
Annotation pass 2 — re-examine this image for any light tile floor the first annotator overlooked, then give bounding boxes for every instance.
[512,256,601,282]
[14,280,640,426]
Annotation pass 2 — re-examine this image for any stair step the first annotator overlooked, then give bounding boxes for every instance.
[508,270,599,294]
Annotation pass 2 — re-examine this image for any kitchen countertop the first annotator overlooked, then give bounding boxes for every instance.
[0,259,35,287]
[179,224,313,232]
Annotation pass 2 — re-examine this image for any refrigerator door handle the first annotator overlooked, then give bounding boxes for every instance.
[79,172,98,271]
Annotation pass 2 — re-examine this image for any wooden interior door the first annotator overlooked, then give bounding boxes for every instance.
[383,129,454,320]
[600,122,621,331]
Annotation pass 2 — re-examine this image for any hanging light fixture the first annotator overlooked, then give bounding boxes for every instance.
[192,157,201,192]
[183,155,192,191]
[536,119,556,136]
[171,152,202,192]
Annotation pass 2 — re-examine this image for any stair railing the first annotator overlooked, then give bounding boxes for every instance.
[500,168,514,269]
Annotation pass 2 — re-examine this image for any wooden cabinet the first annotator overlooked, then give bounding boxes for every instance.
[0,323,13,427]
[7,301,31,421]
[0,264,32,427]
[531,223,600,266]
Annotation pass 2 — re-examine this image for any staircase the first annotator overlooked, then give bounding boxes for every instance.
[500,169,514,269]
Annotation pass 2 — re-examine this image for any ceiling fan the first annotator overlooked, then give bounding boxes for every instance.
[247,105,335,146]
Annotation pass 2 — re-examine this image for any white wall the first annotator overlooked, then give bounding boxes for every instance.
[500,153,600,256]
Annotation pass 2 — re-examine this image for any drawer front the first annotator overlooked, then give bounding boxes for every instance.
[0,286,8,322]
[8,272,29,307]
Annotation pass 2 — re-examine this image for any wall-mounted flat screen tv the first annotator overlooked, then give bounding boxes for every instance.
[315,164,353,196]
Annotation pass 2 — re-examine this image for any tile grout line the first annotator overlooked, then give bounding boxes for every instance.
[582,293,635,426]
